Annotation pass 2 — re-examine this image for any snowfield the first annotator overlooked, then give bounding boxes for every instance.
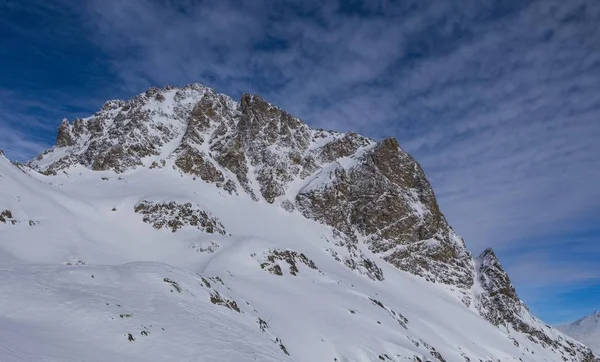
[0,154,593,362]
[557,312,600,356]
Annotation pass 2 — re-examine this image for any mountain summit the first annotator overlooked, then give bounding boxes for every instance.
[0,83,595,361]
[557,312,600,355]
[30,83,473,288]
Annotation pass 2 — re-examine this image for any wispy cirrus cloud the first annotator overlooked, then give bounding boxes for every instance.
[0,87,108,161]
[79,1,600,240]
[1,0,599,322]
[509,240,600,324]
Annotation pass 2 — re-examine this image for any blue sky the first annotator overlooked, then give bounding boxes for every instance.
[1,0,599,324]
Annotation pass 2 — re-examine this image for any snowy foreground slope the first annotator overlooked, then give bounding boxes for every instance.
[557,312,600,355]
[0,84,597,362]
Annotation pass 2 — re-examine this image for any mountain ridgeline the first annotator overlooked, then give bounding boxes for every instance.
[557,312,600,356]
[2,83,594,361]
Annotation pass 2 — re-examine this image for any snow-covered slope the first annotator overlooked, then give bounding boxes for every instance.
[557,312,600,355]
[0,84,597,362]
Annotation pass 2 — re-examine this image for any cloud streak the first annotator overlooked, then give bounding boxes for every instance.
[79,0,600,240]
[1,0,599,321]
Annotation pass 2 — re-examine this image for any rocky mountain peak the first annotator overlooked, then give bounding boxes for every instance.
[31,85,224,174]
[477,248,518,303]
[238,92,310,150]
[4,82,596,361]
[22,85,593,360]
[472,248,593,358]
[29,83,475,289]
[56,118,75,147]
[297,134,474,289]
[576,311,600,325]
[557,311,600,358]
[479,247,496,258]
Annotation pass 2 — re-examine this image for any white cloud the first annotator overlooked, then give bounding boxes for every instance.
[71,0,600,271]
[3,0,599,313]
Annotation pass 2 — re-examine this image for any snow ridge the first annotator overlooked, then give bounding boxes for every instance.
[557,312,600,355]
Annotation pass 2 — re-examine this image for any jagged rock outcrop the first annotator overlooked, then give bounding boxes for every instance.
[296,137,473,288]
[206,93,314,202]
[475,249,596,361]
[56,119,76,147]
[172,89,240,192]
[134,200,226,234]
[477,248,520,326]
[258,249,320,276]
[237,94,312,203]
[0,209,37,226]
[0,209,16,225]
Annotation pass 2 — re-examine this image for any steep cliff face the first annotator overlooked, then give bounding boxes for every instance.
[295,137,474,289]
[475,249,596,361]
[476,248,520,326]
[23,83,594,361]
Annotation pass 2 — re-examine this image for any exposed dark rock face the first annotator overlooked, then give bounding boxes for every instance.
[207,93,313,203]
[211,133,254,199]
[259,249,319,276]
[475,248,595,360]
[209,291,240,312]
[174,147,225,184]
[325,231,384,281]
[296,138,473,288]
[35,85,207,174]
[317,132,370,163]
[0,209,16,224]
[0,209,37,226]
[237,94,311,203]
[134,200,226,234]
[477,249,518,311]
[56,119,75,147]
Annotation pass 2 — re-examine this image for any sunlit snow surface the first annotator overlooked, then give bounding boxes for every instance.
[0,154,592,362]
[557,313,600,355]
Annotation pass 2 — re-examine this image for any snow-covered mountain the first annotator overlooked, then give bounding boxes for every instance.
[557,312,600,355]
[0,83,597,361]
